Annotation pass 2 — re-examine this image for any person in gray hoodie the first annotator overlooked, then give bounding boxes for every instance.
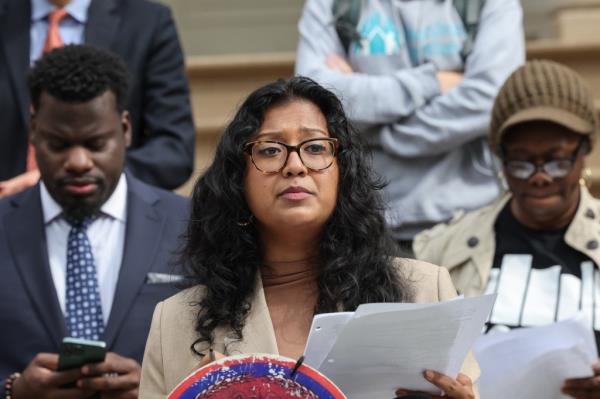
[295,0,525,246]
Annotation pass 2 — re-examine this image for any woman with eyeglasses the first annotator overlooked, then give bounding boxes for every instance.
[415,60,600,398]
[138,77,479,398]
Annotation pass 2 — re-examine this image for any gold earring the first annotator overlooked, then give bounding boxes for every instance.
[580,167,593,188]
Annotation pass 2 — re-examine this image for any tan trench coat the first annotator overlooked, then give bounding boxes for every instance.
[414,187,600,297]
[138,258,481,398]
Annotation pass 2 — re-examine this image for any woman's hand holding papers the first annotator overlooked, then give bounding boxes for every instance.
[563,360,600,398]
[394,370,475,399]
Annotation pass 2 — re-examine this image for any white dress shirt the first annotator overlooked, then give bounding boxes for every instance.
[41,174,128,324]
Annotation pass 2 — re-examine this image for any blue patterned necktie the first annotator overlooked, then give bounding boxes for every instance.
[64,215,105,340]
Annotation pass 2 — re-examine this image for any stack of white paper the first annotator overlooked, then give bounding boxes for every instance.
[474,314,598,399]
[303,294,496,398]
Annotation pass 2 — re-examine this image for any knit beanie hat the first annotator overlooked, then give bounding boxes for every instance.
[490,59,598,155]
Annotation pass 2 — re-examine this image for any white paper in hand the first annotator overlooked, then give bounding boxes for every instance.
[304,294,496,399]
[304,312,353,369]
[474,314,598,399]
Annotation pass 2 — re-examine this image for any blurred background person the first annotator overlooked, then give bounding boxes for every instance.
[0,0,195,196]
[295,0,525,251]
[414,60,600,398]
[138,77,479,399]
[0,45,188,399]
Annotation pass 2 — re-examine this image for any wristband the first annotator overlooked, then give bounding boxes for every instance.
[3,373,20,399]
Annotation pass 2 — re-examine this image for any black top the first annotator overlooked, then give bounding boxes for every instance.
[486,202,599,350]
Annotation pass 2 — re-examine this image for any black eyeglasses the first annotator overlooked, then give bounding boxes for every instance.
[503,139,586,180]
[243,138,339,174]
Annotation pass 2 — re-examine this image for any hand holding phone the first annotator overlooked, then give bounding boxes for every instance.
[78,352,142,396]
[11,353,90,399]
[57,337,106,371]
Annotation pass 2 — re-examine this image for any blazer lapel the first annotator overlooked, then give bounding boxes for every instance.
[84,0,119,50]
[4,186,66,348]
[102,177,165,347]
[0,0,31,130]
[225,274,279,356]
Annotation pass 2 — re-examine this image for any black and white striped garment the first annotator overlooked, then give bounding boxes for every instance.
[485,204,600,351]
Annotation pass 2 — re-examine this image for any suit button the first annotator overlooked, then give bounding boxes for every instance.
[586,209,596,219]
[467,237,479,248]
[587,240,599,250]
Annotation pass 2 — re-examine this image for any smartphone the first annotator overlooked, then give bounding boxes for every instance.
[57,337,106,371]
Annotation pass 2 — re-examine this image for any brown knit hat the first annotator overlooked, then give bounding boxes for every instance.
[490,60,598,155]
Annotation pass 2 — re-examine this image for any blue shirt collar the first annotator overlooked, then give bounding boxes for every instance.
[31,0,91,23]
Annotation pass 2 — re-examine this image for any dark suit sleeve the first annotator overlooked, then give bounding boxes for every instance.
[125,6,195,190]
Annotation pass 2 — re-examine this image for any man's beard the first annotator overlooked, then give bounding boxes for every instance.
[63,203,102,221]
[53,176,106,221]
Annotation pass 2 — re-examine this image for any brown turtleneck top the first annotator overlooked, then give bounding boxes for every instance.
[261,258,319,360]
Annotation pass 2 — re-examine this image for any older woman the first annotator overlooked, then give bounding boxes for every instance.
[415,60,600,398]
[138,77,478,398]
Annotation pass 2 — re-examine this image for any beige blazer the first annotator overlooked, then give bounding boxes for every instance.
[414,187,600,297]
[138,258,481,398]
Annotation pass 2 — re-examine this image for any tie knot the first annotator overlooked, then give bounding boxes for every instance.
[48,7,68,25]
[65,214,96,229]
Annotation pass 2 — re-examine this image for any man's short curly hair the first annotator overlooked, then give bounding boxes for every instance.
[28,44,129,112]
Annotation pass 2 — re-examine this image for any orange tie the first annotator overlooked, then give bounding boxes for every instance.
[26,8,68,172]
[43,8,68,53]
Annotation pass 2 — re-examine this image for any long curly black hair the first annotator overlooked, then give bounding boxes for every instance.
[182,76,412,353]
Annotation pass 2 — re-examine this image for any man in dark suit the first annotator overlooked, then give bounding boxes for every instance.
[0,0,195,194]
[0,45,189,398]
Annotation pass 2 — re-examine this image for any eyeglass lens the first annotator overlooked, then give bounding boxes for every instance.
[505,159,574,180]
[250,139,336,172]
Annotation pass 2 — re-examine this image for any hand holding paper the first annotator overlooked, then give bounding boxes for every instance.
[395,370,476,399]
[474,314,597,399]
[304,294,496,398]
[563,360,600,399]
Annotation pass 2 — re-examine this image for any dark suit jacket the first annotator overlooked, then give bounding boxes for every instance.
[0,0,195,189]
[0,175,190,380]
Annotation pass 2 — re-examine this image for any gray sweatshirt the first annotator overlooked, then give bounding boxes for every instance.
[295,0,525,239]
